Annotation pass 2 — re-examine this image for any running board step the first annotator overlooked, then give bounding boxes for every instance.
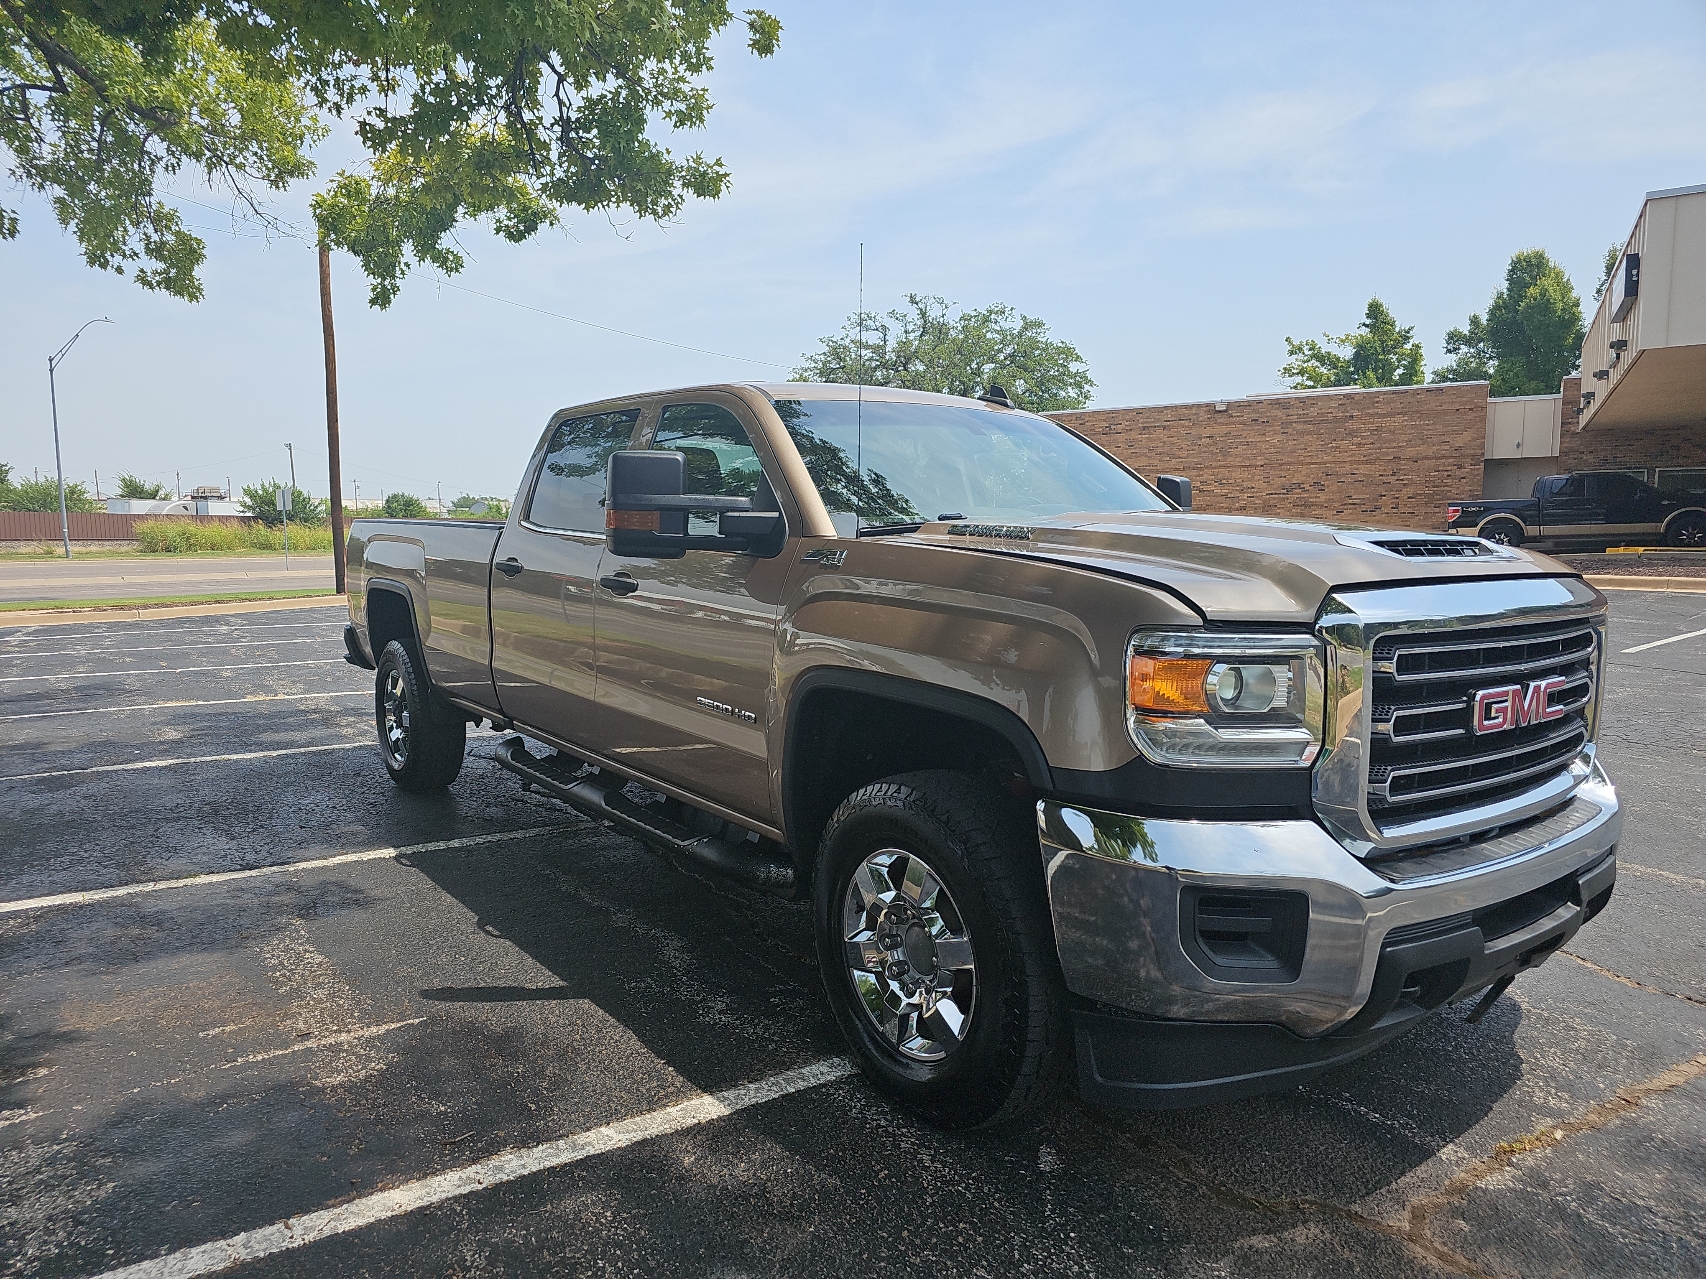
[495,738,796,898]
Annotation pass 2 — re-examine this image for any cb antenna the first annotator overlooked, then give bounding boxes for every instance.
[855,242,864,530]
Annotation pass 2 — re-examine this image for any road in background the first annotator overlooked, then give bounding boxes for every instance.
[0,554,336,602]
[2,597,1702,1278]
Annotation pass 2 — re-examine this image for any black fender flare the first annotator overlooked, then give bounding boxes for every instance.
[362,578,425,657]
[781,667,1054,853]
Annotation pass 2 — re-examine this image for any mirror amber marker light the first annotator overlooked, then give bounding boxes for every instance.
[1128,655,1213,714]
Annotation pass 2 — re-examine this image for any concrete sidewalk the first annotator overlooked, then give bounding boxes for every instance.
[0,554,336,602]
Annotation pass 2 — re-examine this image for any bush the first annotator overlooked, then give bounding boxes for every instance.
[382,491,430,518]
[135,520,337,553]
[0,470,102,512]
[450,494,510,520]
[241,480,327,526]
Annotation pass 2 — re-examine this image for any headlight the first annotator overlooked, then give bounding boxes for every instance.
[1126,631,1325,768]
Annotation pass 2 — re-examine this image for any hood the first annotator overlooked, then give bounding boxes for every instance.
[904,512,1575,624]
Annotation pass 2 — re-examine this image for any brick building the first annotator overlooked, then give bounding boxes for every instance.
[1053,184,1706,532]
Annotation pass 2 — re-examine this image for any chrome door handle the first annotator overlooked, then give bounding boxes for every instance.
[495,557,524,577]
[599,573,639,596]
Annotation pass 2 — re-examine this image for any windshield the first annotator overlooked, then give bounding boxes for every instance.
[774,399,1168,535]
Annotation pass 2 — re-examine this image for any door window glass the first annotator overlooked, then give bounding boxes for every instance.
[528,409,640,532]
[1586,473,1638,505]
[654,404,766,534]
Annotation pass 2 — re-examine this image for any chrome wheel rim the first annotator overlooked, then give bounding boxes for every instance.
[1677,521,1706,548]
[843,848,976,1062]
[381,669,410,767]
[1485,527,1516,545]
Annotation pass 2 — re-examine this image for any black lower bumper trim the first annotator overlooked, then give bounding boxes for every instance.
[1077,849,1617,1110]
[1074,1004,1423,1110]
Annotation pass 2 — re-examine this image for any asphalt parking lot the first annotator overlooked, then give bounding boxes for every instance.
[2,594,1703,1279]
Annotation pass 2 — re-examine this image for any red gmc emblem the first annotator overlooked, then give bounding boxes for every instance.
[1472,677,1569,735]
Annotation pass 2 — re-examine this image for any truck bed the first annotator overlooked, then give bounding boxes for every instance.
[349,517,505,710]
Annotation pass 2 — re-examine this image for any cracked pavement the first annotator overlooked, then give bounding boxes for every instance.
[2,594,1703,1278]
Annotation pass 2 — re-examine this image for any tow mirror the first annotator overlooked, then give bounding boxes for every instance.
[605,450,784,559]
[1157,474,1192,510]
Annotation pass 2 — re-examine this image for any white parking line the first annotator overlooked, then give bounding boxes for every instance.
[0,826,569,914]
[94,1058,854,1279]
[1622,625,1706,653]
[0,690,369,722]
[0,658,346,683]
[1,741,367,782]
[220,1018,428,1070]
[1,637,331,660]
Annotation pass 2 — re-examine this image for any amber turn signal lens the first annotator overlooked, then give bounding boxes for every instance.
[606,509,661,530]
[1128,655,1213,714]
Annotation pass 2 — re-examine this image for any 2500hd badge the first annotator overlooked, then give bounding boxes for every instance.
[344,382,1619,1129]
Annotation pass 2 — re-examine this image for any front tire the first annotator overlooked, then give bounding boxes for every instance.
[814,771,1066,1129]
[375,639,466,792]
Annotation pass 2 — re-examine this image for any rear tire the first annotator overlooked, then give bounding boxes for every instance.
[1480,520,1523,547]
[813,771,1067,1129]
[375,639,466,792]
[1667,514,1706,548]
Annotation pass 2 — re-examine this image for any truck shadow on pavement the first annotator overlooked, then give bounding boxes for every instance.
[396,806,1529,1221]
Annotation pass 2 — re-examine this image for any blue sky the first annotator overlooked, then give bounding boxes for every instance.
[4,0,1704,505]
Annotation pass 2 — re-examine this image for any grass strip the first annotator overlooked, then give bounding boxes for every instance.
[0,589,338,613]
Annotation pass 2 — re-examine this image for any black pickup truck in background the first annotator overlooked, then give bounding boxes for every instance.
[1447,471,1706,550]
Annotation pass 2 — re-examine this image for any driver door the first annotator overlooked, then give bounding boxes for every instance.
[594,398,793,826]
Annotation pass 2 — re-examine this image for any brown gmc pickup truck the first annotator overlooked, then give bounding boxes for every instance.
[344,382,1621,1128]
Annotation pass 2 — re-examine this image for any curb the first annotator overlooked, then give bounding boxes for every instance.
[1583,575,1706,594]
[0,595,346,627]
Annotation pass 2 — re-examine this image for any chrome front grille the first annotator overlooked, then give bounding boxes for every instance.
[1367,619,1597,823]
[1313,577,1606,858]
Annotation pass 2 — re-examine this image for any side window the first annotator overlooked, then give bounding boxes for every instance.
[1587,473,1635,505]
[527,409,639,532]
[653,403,767,534]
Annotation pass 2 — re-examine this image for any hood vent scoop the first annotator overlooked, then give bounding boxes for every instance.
[1340,535,1512,560]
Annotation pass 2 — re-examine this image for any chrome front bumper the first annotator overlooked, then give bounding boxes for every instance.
[1038,761,1620,1038]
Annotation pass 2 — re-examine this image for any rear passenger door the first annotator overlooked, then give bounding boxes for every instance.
[593,399,792,826]
[490,408,641,741]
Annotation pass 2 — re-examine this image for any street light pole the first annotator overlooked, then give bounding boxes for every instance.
[284,443,296,573]
[47,318,113,559]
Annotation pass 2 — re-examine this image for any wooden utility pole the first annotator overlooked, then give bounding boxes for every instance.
[319,243,347,594]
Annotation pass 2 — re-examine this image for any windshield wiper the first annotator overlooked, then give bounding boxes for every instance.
[856,522,924,537]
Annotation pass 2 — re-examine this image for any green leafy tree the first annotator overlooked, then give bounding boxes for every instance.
[115,472,172,499]
[1594,244,1621,302]
[241,479,325,526]
[382,491,429,518]
[1,472,100,512]
[1280,298,1426,389]
[1432,249,1584,396]
[793,294,1094,412]
[2,3,781,306]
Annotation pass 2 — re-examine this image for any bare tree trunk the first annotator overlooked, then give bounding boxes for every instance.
[319,244,347,595]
